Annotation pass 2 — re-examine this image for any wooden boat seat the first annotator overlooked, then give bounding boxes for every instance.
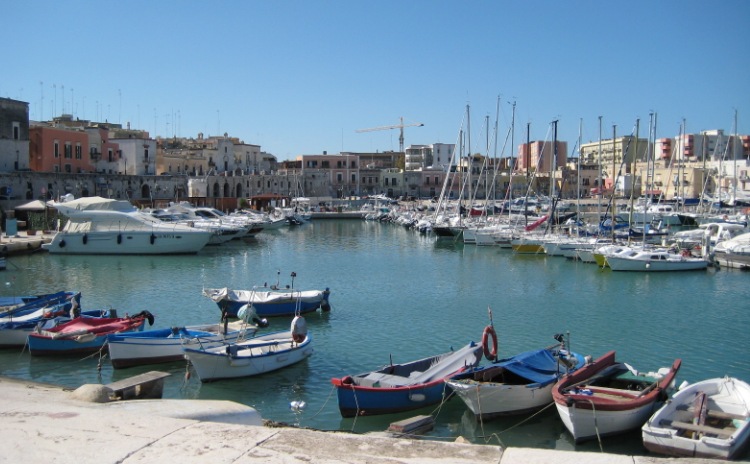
[588,385,639,397]
[661,419,735,439]
[676,404,749,421]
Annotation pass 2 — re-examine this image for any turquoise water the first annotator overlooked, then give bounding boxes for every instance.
[1,220,749,457]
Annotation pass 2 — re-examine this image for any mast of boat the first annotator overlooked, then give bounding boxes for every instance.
[611,124,617,244]
[576,118,582,236]
[525,122,531,228]
[627,118,640,235]
[597,116,602,231]
[733,108,738,207]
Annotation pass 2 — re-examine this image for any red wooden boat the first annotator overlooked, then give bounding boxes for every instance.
[27,311,154,356]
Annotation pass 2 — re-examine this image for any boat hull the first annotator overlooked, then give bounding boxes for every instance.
[552,351,681,443]
[45,231,211,255]
[446,348,587,419]
[331,343,483,417]
[107,323,256,369]
[642,377,750,460]
[184,331,313,382]
[333,378,451,418]
[712,250,750,270]
[27,316,148,356]
[204,288,331,318]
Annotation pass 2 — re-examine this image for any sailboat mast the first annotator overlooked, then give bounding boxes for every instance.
[611,124,617,244]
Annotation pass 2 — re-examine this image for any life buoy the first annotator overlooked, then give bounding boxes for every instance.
[291,315,307,343]
[481,325,498,361]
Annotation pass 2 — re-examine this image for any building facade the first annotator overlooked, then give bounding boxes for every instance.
[0,98,30,172]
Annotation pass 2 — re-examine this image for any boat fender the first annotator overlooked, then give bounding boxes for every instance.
[481,325,498,361]
[291,316,307,343]
[150,233,156,245]
[82,234,88,245]
[59,239,66,248]
[341,375,354,385]
[117,234,122,244]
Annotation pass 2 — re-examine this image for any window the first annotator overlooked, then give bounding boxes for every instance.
[54,141,59,158]
[351,173,356,183]
[64,143,72,159]
[13,122,20,140]
[75,144,82,159]
[337,173,342,183]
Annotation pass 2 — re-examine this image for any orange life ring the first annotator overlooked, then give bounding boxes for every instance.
[481,325,498,361]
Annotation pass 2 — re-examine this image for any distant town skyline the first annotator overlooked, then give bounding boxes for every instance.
[4,1,748,160]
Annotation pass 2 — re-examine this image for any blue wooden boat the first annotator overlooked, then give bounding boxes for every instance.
[27,311,154,356]
[331,341,483,417]
[203,286,331,318]
[0,291,81,319]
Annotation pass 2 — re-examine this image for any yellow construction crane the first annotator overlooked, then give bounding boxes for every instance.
[355,117,424,152]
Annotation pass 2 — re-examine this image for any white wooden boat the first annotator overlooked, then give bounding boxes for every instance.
[107,320,257,369]
[642,377,750,460]
[446,336,588,419]
[184,317,313,382]
[606,248,708,272]
[552,351,681,443]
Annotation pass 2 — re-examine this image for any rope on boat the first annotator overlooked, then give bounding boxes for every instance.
[585,398,604,453]
[303,384,335,423]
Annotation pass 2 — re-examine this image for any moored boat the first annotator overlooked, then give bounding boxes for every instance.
[331,340,483,418]
[606,248,708,272]
[183,316,312,382]
[552,351,681,443]
[27,311,154,356]
[107,320,258,369]
[203,285,331,318]
[446,333,589,419]
[642,376,750,460]
[43,196,213,255]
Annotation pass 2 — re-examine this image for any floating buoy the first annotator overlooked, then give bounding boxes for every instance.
[290,400,306,410]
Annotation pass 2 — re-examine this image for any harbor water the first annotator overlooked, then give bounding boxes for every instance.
[1,219,749,458]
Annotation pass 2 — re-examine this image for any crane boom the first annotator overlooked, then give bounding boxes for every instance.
[355,117,424,152]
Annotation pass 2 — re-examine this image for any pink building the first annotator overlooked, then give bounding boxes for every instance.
[29,124,94,173]
[515,141,567,174]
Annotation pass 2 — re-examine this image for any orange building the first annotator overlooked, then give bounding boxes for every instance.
[29,124,95,173]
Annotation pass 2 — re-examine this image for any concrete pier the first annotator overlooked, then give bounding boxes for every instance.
[0,376,732,464]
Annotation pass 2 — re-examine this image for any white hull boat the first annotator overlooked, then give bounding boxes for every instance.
[642,377,750,460]
[107,320,257,369]
[43,197,212,255]
[606,248,708,272]
[184,317,313,382]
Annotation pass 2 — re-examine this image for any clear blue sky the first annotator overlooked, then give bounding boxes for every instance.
[4,0,749,161]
